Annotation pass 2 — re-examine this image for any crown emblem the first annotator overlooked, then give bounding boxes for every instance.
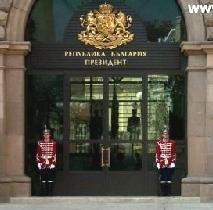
[99,3,113,14]
[78,3,134,49]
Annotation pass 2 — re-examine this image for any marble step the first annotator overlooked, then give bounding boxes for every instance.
[10,196,201,204]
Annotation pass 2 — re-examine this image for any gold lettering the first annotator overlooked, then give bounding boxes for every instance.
[108,51,147,57]
[84,59,90,65]
[76,52,82,56]
[84,59,128,66]
[65,51,147,59]
[123,59,127,65]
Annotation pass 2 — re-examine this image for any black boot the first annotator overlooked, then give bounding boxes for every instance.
[160,183,169,196]
[164,183,169,196]
[167,183,172,196]
[160,183,166,196]
[41,181,47,196]
[47,181,54,196]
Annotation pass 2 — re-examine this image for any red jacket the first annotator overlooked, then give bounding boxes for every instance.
[36,139,57,169]
[156,139,176,168]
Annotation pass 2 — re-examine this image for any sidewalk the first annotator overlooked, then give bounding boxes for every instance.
[0,197,212,210]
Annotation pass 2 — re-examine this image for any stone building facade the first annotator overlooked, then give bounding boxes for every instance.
[0,0,213,199]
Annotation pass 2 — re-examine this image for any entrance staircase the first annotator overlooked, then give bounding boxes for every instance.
[0,197,211,210]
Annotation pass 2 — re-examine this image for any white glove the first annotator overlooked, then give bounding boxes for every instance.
[49,164,55,169]
[156,163,160,169]
[37,163,42,170]
[170,163,175,168]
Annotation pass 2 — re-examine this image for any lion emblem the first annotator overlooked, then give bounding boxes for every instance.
[78,3,134,49]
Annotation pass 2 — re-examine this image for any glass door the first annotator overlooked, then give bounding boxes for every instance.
[68,77,104,171]
[67,77,144,172]
[64,76,145,195]
[27,74,186,195]
[108,77,143,171]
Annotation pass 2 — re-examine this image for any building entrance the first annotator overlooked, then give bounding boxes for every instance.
[25,0,187,196]
[57,76,145,195]
[26,73,186,196]
[47,75,185,195]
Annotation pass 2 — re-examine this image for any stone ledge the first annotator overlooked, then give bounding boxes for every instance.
[182,176,201,184]
[0,175,31,183]
[9,196,201,204]
[200,184,213,202]
[186,66,207,72]
[0,175,31,197]
[181,41,213,55]
[0,197,9,203]
[200,177,213,184]
[182,176,213,184]
[0,41,31,54]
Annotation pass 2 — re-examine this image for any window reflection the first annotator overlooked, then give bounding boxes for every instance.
[125,0,186,42]
[26,75,63,141]
[26,0,186,43]
[148,75,185,140]
[127,109,141,141]
[109,78,142,141]
[70,77,103,140]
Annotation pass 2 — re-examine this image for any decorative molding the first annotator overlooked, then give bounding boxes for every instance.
[181,41,213,55]
[186,67,207,72]
[0,41,31,55]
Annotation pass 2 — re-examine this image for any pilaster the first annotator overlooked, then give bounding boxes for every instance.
[0,41,31,197]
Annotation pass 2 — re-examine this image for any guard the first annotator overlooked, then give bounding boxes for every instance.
[155,127,176,196]
[36,126,57,196]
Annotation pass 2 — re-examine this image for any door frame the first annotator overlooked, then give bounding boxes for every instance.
[53,71,186,195]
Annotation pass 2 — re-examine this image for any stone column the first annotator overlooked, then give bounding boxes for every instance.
[0,41,31,197]
[0,45,7,198]
[200,45,213,201]
[181,42,207,197]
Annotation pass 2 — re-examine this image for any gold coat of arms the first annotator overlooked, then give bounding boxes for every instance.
[78,3,134,49]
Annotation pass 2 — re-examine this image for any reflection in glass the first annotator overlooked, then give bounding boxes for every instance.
[70,102,90,140]
[147,141,157,171]
[127,109,141,141]
[89,109,103,139]
[26,0,185,43]
[125,0,186,42]
[69,143,102,170]
[148,75,185,140]
[70,77,103,140]
[110,143,142,171]
[148,75,169,140]
[109,78,142,141]
[26,0,94,42]
[147,75,185,171]
[26,75,63,141]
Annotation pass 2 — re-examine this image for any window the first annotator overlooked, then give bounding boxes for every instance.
[26,0,186,43]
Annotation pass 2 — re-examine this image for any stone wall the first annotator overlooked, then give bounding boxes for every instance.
[201,0,213,40]
[0,0,12,40]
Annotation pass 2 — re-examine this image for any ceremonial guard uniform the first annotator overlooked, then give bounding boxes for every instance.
[36,127,57,196]
[155,128,176,196]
